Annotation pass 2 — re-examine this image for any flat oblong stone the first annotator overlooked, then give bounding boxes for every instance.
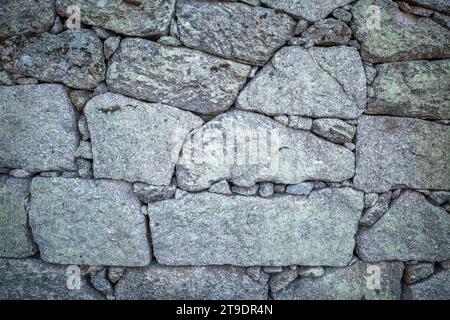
[149,188,363,266]
[29,177,151,266]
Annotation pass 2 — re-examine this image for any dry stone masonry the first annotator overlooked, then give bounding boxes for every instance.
[0,0,449,300]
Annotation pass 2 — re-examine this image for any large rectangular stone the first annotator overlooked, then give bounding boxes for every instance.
[0,84,79,172]
[29,177,151,266]
[354,116,450,192]
[115,263,269,300]
[149,188,363,266]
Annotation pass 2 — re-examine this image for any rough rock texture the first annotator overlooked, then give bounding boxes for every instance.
[303,18,352,46]
[357,191,450,262]
[84,93,203,185]
[0,84,79,172]
[0,0,55,39]
[403,262,434,284]
[404,0,450,14]
[176,0,296,65]
[56,0,175,37]
[0,258,103,300]
[0,176,37,258]
[177,111,355,191]
[107,39,250,115]
[359,192,391,226]
[29,177,151,266]
[116,263,269,300]
[351,0,450,63]
[273,261,404,300]
[260,0,353,22]
[1,29,105,89]
[354,116,450,192]
[149,188,363,266]
[311,118,355,144]
[236,46,366,118]
[133,183,176,203]
[403,270,450,300]
[367,59,450,120]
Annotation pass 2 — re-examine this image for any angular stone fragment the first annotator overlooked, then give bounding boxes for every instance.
[56,0,175,37]
[403,270,450,300]
[359,192,391,226]
[260,0,353,22]
[1,30,105,89]
[176,0,296,65]
[0,84,79,172]
[236,46,366,118]
[259,182,274,198]
[209,180,232,195]
[273,261,404,300]
[403,262,434,284]
[74,141,93,160]
[104,36,121,59]
[269,268,298,293]
[297,266,325,278]
[0,258,103,300]
[133,183,176,203]
[231,185,259,196]
[404,0,450,14]
[149,188,363,266]
[312,119,355,144]
[285,182,314,196]
[116,263,269,300]
[177,111,355,191]
[367,60,450,120]
[0,176,37,258]
[357,191,450,262]
[0,0,55,39]
[84,93,203,185]
[303,18,352,46]
[354,116,450,192]
[428,191,450,206]
[29,177,151,266]
[351,0,450,63]
[107,39,250,114]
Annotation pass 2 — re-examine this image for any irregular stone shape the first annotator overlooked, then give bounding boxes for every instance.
[133,183,176,203]
[285,182,314,196]
[403,262,434,284]
[260,0,353,22]
[270,268,298,293]
[209,180,232,195]
[351,0,450,63]
[107,38,250,115]
[0,84,79,172]
[1,30,105,89]
[289,116,313,130]
[303,18,352,46]
[0,258,103,300]
[29,177,151,266]
[0,176,37,258]
[176,0,295,65]
[428,191,450,206]
[357,191,450,262]
[273,261,404,300]
[312,119,355,144]
[116,263,269,300]
[104,36,121,59]
[259,182,274,198]
[56,0,175,37]
[367,60,450,120]
[404,0,450,14]
[297,266,325,278]
[403,270,450,300]
[84,93,203,185]
[359,192,391,226]
[177,111,355,191]
[0,0,55,39]
[231,185,259,196]
[354,116,450,192]
[236,46,366,119]
[149,188,363,266]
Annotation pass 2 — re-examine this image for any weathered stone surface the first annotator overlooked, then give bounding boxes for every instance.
[357,191,450,262]
[56,0,175,37]
[273,261,404,300]
[297,266,325,278]
[29,177,151,266]
[359,192,391,226]
[84,93,203,185]
[428,191,450,206]
[351,0,450,63]
[303,18,352,46]
[149,188,363,266]
[133,183,176,203]
[236,46,366,118]
[333,8,352,23]
[312,119,355,144]
[107,39,250,115]
[259,182,274,198]
[0,84,79,172]
[0,176,37,258]
[0,0,55,39]
[0,258,103,300]
[285,182,314,196]
[403,262,434,284]
[288,116,313,130]
[354,116,450,192]
[1,30,105,89]
[176,0,295,65]
[403,270,450,300]
[367,60,450,120]
[74,141,93,160]
[116,263,269,300]
[269,268,298,293]
[177,111,355,191]
[104,36,121,59]
[209,180,232,195]
[260,0,353,22]
[231,185,259,196]
[404,0,450,14]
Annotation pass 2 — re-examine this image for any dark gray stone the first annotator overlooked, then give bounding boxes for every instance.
[403,270,450,300]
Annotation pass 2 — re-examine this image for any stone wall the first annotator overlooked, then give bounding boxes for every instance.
[0,0,449,300]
